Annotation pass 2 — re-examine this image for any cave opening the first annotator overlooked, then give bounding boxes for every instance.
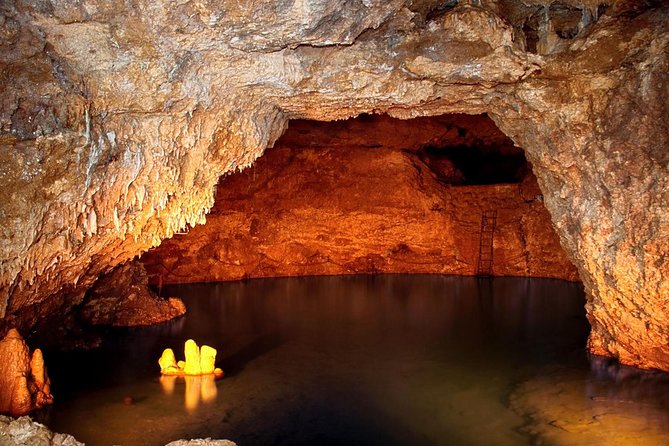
[141,113,579,285]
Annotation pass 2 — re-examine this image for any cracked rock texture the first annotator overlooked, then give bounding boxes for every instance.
[0,415,237,446]
[0,416,83,446]
[143,115,579,283]
[0,0,668,371]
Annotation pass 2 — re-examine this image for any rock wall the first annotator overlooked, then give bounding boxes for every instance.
[142,115,579,283]
[0,0,667,370]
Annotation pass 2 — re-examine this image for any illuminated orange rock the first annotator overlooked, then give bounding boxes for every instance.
[0,329,53,416]
[29,349,52,408]
[159,340,224,377]
[159,342,222,411]
[158,348,180,375]
[183,340,201,375]
[200,345,217,375]
[144,115,579,283]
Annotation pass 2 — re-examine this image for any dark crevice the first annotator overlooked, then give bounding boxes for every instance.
[425,0,459,22]
[420,144,529,185]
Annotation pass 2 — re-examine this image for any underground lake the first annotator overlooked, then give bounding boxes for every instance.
[38,275,669,446]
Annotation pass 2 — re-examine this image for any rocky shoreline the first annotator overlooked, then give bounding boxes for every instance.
[0,416,237,446]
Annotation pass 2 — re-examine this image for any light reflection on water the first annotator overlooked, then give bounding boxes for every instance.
[159,375,219,412]
[39,275,669,445]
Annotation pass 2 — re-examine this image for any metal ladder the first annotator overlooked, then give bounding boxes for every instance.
[476,210,497,277]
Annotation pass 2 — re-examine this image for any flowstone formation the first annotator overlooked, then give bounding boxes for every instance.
[0,0,667,371]
[0,329,53,417]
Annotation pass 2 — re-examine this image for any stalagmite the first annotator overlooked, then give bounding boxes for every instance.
[183,340,201,375]
[158,348,180,375]
[0,329,53,416]
[159,339,224,377]
[29,349,53,408]
[200,345,217,374]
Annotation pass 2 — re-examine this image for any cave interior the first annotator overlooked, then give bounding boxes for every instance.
[141,113,580,286]
[1,0,668,443]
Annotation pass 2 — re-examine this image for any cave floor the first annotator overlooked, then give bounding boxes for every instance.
[39,275,669,446]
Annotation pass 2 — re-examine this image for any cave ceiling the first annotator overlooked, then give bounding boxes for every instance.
[0,0,667,370]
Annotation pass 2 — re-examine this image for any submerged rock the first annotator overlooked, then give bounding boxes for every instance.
[0,330,53,417]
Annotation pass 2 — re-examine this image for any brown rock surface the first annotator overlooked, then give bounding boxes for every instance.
[0,0,667,370]
[142,115,579,283]
[0,329,53,417]
[79,260,185,326]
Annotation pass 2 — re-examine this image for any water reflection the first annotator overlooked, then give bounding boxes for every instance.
[40,276,669,446]
[588,354,669,412]
[511,355,669,446]
[160,375,219,412]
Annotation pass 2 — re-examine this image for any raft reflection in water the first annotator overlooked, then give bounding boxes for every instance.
[160,374,219,412]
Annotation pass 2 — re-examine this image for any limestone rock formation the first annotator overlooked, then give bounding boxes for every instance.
[159,348,179,374]
[143,115,579,283]
[0,329,53,417]
[0,416,83,446]
[0,415,237,446]
[78,260,185,326]
[0,0,667,371]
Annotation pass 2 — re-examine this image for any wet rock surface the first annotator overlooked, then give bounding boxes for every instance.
[78,260,185,327]
[0,416,83,446]
[0,415,237,446]
[0,0,667,371]
[143,115,579,283]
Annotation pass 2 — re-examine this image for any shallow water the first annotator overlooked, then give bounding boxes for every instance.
[40,275,669,445]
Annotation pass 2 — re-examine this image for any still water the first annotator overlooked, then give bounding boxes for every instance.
[41,276,669,445]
